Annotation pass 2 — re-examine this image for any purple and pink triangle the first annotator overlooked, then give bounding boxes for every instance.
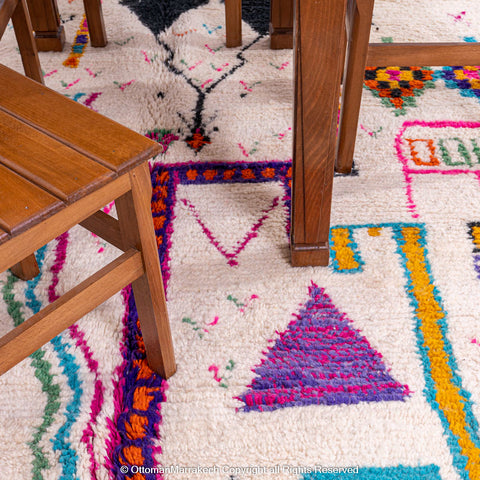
[237,284,411,412]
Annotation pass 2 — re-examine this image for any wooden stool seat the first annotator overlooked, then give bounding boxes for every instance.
[0,64,176,379]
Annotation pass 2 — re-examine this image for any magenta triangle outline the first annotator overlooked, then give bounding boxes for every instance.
[236,283,411,412]
[180,196,280,266]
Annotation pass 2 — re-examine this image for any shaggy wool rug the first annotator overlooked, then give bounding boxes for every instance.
[1,0,480,479]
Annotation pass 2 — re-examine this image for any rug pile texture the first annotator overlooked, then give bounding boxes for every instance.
[1,1,480,479]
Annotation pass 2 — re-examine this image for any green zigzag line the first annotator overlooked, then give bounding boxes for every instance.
[2,266,61,480]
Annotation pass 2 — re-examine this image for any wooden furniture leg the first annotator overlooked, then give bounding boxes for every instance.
[270,0,293,49]
[25,0,65,51]
[336,0,374,174]
[11,0,44,82]
[225,0,242,47]
[10,256,40,280]
[83,0,107,47]
[116,164,176,379]
[290,0,348,267]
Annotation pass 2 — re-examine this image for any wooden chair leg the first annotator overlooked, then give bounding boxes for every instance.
[116,164,176,379]
[83,0,107,47]
[12,0,44,83]
[290,0,348,267]
[335,0,375,174]
[10,254,40,280]
[225,0,242,47]
[25,0,65,51]
[269,0,293,50]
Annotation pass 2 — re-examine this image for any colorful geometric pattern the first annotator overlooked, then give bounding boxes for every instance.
[364,66,435,115]
[63,14,90,68]
[440,66,480,101]
[2,0,480,479]
[394,120,480,218]
[237,284,410,412]
[106,289,166,480]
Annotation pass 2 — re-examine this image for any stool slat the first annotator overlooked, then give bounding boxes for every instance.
[0,110,116,203]
[0,164,63,237]
[0,65,159,174]
[0,227,8,244]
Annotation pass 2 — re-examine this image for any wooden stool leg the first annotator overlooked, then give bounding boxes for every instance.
[83,0,107,47]
[269,0,293,50]
[335,0,375,174]
[10,254,40,281]
[116,164,176,379]
[25,0,65,51]
[12,0,44,83]
[225,0,242,47]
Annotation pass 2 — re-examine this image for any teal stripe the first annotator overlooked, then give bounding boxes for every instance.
[50,335,82,480]
[303,464,441,479]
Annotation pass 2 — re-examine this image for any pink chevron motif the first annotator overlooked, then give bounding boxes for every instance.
[180,196,280,266]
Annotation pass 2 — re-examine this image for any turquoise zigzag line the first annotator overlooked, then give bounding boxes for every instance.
[25,247,82,480]
[50,335,82,480]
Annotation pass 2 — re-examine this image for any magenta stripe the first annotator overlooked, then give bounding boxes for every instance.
[49,232,107,479]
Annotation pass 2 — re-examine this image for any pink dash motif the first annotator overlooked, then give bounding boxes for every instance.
[448,11,471,26]
[85,68,100,77]
[275,127,292,141]
[180,196,280,266]
[189,61,203,71]
[114,80,135,91]
[62,78,81,90]
[44,69,58,78]
[201,78,213,89]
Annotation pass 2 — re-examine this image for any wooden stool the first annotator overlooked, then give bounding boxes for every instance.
[0,0,43,83]
[25,0,107,51]
[0,64,176,379]
[336,0,480,173]
[225,0,293,49]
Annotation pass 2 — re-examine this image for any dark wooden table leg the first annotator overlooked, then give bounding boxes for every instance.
[225,0,242,47]
[336,0,374,174]
[290,0,348,267]
[26,0,65,51]
[270,0,293,49]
